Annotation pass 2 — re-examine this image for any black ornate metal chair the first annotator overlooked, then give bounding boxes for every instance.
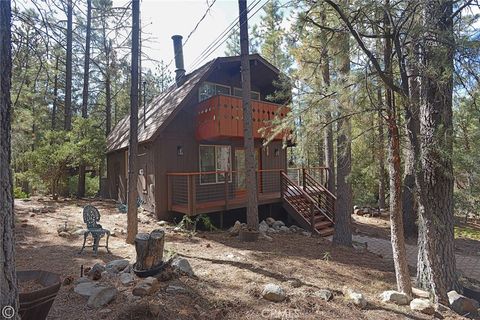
[79,205,111,256]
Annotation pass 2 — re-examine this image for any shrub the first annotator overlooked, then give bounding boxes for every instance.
[13,187,29,199]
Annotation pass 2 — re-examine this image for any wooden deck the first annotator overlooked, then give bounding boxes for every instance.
[171,192,281,215]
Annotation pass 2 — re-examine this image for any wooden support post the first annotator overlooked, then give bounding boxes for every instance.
[224,172,229,211]
[302,168,307,191]
[191,175,196,215]
[187,175,192,214]
[134,229,165,270]
[310,202,315,232]
[280,171,284,199]
[167,175,172,210]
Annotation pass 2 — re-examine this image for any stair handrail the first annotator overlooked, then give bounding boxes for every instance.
[304,171,337,200]
[281,172,334,224]
[303,172,336,222]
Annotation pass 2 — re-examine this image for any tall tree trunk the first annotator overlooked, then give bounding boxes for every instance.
[402,43,420,238]
[415,0,458,304]
[78,0,92,198]
[51,55,59,130]
[0,0,19,314]
[333,22,352,246]
[386,111,412,296]
[320,24,335,193]
[383,1,412,295]
[105,71,112,135]
[239,0,259,231]
[64,0,73,131]
[126,0,140,244]
[377,89,386,209]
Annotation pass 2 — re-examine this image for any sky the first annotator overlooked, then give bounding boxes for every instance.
[113,0,272,73]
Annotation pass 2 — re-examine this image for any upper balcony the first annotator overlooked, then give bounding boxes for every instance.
[195,94,288,141]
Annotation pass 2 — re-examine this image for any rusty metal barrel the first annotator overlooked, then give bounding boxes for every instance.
[17,270,61,320]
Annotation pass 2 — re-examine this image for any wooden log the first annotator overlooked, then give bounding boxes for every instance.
[134,230,165,271]
[145,229,164,269]
[134,233,150,271]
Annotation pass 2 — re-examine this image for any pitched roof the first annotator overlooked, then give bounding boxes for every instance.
[106,54,279,153]
[106,59,215,152]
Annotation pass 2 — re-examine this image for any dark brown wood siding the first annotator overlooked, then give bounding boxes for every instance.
[109,64,288,220]
[106,142,156,212]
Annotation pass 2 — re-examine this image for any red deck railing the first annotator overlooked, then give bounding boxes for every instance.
[196,94,289,141]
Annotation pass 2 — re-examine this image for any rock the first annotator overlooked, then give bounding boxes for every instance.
[74,282,104,298]
[279,226,290,233]
[410,298,435,315]
[316,289,333,301]
[58,231,70,237]
[272,220,285,230]
[105,259,129,274]
[121,264,132,274]
[301,231,311,237]
[62,276,74,286]
[259,233,273,241]
[166,285,187,294]
[262,283,286,302]
[412,287,429,298]
[266,228,277,234]
[119,273,135,285]
[171,257,194,276]
[87,287,117,308]
[259,221,269,233]
[126,292,141,303]
[288,279,302,288]
[345,289,367,308]
[132,277,159,296]
[448,290,479,316]
[289,225,301,233]
[88,263,105,281]
[265,217,276,226]
[380,290,410,305]
[229,221,243,236]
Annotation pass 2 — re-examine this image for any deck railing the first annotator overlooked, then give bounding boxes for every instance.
[167,167,335,217]
[167,169,283,215]
[286,167,330,187]
[196,94,289,141]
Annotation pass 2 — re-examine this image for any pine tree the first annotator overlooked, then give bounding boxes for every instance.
[255,0,292,73]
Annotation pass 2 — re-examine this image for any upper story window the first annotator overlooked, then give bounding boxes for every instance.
[199,82,231,102]
[233,88,260,101]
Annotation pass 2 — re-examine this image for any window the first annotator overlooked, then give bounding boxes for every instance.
[233,87,260,101]
[199,145,232,184]
[198,82,231,102]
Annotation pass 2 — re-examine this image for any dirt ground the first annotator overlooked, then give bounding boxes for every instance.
[14,197,467,320]
[352,213,480,256]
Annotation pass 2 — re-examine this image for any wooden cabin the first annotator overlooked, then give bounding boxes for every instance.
[106,39,335,236]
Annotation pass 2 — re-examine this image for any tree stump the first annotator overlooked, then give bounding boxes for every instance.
[134,229,165,270]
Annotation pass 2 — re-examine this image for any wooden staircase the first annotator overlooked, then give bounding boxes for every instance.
[281,171,336,237]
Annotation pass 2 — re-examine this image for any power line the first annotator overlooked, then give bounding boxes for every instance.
[164,0,218,70]
[188,0,269,71]
[188,0,262,69]
[188,0,262,71]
